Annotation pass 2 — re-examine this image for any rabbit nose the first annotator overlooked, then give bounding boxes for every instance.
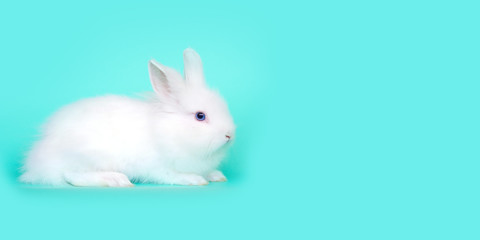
[225,135,231,141]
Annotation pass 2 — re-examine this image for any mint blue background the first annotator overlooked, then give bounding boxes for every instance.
[1,1,479,239]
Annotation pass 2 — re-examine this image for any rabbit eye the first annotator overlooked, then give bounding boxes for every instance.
[195,112,206,121]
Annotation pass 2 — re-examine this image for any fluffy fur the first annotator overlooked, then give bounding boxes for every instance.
[20,48,235,187]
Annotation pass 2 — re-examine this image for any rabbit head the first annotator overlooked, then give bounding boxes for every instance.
[148,48,235,155]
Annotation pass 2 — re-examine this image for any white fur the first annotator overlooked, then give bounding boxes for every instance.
[20,48,235,187]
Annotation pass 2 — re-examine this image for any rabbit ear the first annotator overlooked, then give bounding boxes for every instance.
[183,48,206,87]
[148,59,183,99]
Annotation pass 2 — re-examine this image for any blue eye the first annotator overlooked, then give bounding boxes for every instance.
[195,112,206,121]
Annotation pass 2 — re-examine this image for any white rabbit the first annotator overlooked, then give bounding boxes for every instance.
[20,48,235,187]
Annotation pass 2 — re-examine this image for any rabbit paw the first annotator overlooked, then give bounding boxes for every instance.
[64,171,134,187]
[206,170,227,182]
[176,174,209,186]
[99,172,134,187]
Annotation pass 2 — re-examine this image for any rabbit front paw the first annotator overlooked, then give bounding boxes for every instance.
[175,173,209,186]
[206,170,227,182]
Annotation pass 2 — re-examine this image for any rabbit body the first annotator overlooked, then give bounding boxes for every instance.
[20,49,235,187]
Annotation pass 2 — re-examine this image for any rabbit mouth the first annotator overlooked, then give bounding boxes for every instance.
[222,137,234,146]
